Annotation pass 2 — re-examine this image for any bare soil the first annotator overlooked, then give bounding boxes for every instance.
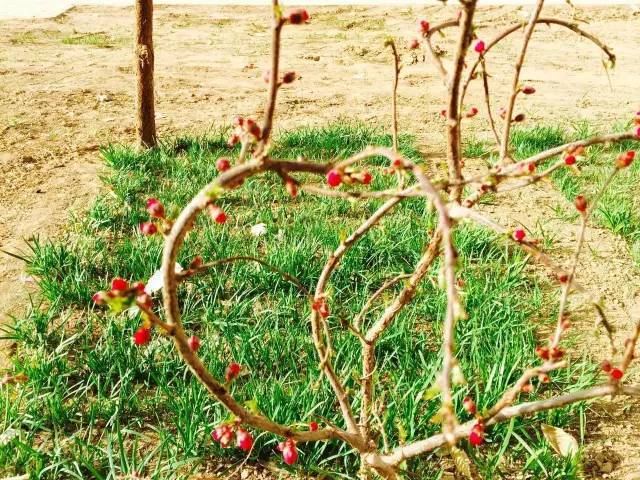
[1,3,639,478]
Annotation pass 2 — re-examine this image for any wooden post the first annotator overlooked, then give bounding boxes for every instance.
[135,0,157,148]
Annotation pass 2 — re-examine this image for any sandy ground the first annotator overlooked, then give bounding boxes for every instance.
[1,3,640,477]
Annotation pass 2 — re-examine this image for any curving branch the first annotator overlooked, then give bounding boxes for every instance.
[498,0,546,164]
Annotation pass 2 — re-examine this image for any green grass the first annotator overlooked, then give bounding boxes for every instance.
[61,32,123,48]
[1,123,596,479]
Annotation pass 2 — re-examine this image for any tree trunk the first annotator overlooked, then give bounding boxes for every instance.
[135,0,157,148]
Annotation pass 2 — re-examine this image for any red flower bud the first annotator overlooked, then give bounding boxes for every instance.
[513,228,526,242]
[312,298,330,318]
[228,134,240,147]
[513,113,525,123]
[133,327,151,346]
[466,107,479,118]
[282,71,297,84]
[309,421,319,431]
[360,171,373,185]
[469,423,484,446]
[521,382,533,393]
[285,179,298,197]
[282,441,298,464]
[146,198,165,218]
[111,278,129,291]
[635,126,640,138]
[140,221,157,236]
[610,368,624,380]
[208,205,228,224]
[616,150,635,168]
[574,195,587,213]
[601,360,612,373]
[216,157,231,172]
[419,20,430,35]
[190,256,204,269]
[326,169,342,187]
[536,346,550,360]
[522,86,536,95]
[550,347,564,360]
[287,8,309,25]
[236,428,254,451]
[92,291,107,304]
[463,396,477,414]
[564,155,576,166]
[474,40,485,54]
[188,335,201,352]
[226,362,241,382]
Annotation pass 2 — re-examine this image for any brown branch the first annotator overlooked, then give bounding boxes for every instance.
[353,274,412,333]
[480,58,501,147]
[255,1,285,156]
[446,0,478,203]
[459,17,616,116]
[498,0,546,165]
[386,38,401,153]
[371,383,640,467]
[311,193,408,436]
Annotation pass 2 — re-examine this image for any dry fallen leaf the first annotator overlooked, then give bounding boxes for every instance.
[541,424,579,457]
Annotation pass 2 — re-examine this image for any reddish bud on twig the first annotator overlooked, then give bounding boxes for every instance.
[216,157,231,172]
[463,396,477,414]
[188,335,201,352]
[282,71,297,84]
[233,116,244,127]
[326,169,342,187]
[228,134,240,148]
[111,278,129,291]
[208,205,228,224]
[236,428,254,451]
[140,222,157,236]
[410,38,420,50]
[474,40,485,54]
[610,368,624,380]
[146,198,165,218]
[287,8,309,25]
[281,439,298,464]
[136,293,152,309]
[635,126,640,138]
[522,86,536,95]
[419,20,430,35]
[574,195,587,213]
[513,113,525,123]
[133,327,151,346]
[557,272,569,283]
[92,291,107,304]
[616,150,635,169]
[312,297,330,318]
[226,362,242,382]
[190,256,203,269]
[601,360,612,373]
[564,155,576,166]
[309,421,319,431]
[536,346,550,360]
[469,422,484,446]
[513,228,526,242]
[285,179,298,197]
[465,107,479,118]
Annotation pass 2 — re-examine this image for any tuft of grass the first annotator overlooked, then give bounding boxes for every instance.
[1,123,595,479]
[62,32,124,48]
